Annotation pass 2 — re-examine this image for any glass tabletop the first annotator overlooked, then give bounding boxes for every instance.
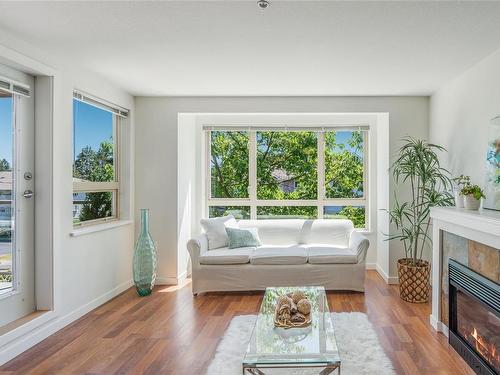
[243,286,341,368]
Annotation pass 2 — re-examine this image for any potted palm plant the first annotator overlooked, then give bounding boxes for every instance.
[387,137,454,303]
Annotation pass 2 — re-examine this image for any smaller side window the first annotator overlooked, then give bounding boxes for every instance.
[72,96,122,226]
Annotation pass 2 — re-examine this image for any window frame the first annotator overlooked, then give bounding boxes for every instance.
[72,97,121,227]
[205,127,369,229]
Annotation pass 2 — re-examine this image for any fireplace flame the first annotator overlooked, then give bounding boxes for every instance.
[469,326,500,370]
[472,328,478,339]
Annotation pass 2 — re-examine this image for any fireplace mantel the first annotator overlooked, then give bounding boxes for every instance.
[430,207,500,335]
[431,207,500,240]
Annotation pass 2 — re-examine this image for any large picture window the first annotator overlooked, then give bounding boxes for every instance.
[206,127,368,228]
[72,91,128,226]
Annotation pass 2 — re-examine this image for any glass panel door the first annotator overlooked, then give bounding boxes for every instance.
[0,92,14,294]
[0,70,35,327]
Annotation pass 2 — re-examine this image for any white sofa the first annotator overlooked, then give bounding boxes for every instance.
[187,219,369,295]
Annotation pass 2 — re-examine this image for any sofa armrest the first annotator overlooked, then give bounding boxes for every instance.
[349,230,369,263]
[187,234,208,267]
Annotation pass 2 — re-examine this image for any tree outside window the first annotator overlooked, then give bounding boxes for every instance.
[72,98,119,225]
[207,128,367,228]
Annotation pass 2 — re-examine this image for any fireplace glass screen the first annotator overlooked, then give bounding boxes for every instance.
[456,290,500,372]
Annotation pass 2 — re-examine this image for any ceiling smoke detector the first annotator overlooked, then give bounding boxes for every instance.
[257,0,270,10]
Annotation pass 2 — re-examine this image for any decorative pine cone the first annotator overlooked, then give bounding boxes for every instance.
[291,312,306,323]
[277,295,292,308]
[297,299,311,315]
[278,305,291,323]
[291,291,307,304]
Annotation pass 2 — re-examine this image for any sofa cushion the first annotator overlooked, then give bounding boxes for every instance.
[199,247,255,265]
[302,219,353,246]
[250,245,308,265]
[238,220,305,245]
[226,227,262,249]
[306,244,357,264]
[200,215,239,250]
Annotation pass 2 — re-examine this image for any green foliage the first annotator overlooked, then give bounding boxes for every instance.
[0,159,10,171]
[73,140,114,222]
[332,207,365,228]
[386,137,454,265]
[460,184,485,200]
[73,141,114,183]
[210,130,366,226]
[452,174,471,190]
[210,131,249,198]
[257,206,317,219]
[209,206,250,219]
[325,131,363,198]
[78,192,113,222]
[257,131,317,200]
[0,273,12,282]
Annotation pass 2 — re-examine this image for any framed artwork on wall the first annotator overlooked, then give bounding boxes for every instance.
[483,115,500,211]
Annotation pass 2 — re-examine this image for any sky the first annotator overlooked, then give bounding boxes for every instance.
[0,97,13,165]
[2,98,113,166]
[329,131,363,156]
[73,99,113,161]
[334,131,355,147]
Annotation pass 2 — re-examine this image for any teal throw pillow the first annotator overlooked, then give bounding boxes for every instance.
[225,227,262,249]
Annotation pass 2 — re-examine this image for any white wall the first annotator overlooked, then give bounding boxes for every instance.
[0,34,135,364]
[177,114,198,282]
[430,48,500,187]
[135,97,429,284]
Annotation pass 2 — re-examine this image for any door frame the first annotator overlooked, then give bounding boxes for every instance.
[0,45,55,346]
[0,79,35,314]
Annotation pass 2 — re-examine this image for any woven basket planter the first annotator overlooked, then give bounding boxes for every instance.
[397,258,430,303]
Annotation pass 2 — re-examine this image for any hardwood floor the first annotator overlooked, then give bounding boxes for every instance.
[0,271,473,375]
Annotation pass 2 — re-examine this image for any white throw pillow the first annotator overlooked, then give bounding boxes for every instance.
[200,215,239,250]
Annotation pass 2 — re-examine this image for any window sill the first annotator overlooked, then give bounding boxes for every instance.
[0,310,56,345]
[70,220,133,237]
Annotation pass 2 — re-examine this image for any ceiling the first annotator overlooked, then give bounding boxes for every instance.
[1,1,500,96]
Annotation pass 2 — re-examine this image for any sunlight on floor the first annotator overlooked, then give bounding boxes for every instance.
[157,278,192,293]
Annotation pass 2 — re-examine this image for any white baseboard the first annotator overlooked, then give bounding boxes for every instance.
[386,276,399,284]
[0,279,133,365]
[156,276,178,285]
[365,263,377,270]
[375,263,399,284]
[156,271,187,285]
[429,314,449,337]
[429,313,439,330]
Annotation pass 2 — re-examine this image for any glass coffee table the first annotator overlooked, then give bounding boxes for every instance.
[243,286,341,374]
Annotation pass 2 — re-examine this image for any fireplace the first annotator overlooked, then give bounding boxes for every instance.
[449,259,500,375]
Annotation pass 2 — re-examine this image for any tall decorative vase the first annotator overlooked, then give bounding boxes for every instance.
[133,209,157,296]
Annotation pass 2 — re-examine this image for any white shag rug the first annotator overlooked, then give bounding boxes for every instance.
[206,312,396,375]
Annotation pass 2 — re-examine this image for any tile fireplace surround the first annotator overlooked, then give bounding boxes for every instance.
[430,207,500,374]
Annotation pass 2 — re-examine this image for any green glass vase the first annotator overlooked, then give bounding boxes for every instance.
[133,209,157,296]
